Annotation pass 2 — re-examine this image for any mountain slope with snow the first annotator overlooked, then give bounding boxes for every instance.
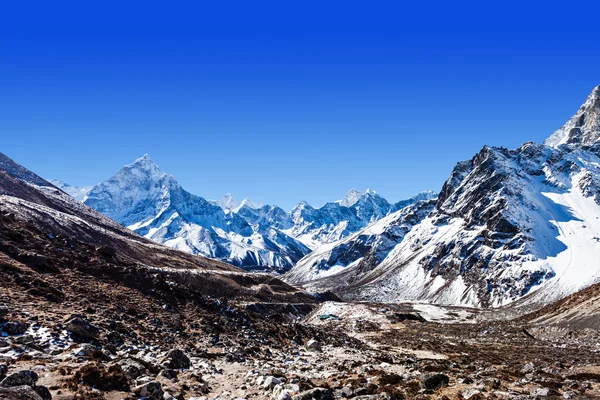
[287,85,600,308]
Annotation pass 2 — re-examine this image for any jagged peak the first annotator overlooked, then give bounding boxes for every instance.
[545,85,600,148]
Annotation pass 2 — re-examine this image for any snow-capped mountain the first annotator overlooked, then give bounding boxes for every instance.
[49,180,93,201]
[283,189,436,249]
[286,85,600,308]
[210,193,263,212]
[81,155,309,271]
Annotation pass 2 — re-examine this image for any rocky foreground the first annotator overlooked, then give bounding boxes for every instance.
[2,274,600,400]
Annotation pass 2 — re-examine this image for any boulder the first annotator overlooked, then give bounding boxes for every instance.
[65,317,100,340]
[0,385,44,400]
[73,344,99,358]
[262,376,281,389]
[460,388,483,400]
[305,339,322,352]
[293,388,334,400]
[0,370,39,387]
[133,381,163,400]
[1,321,29,335]
[119,359,147,380]
[420,373,449,390]
[32,386,52,400]
[164,349,191,370]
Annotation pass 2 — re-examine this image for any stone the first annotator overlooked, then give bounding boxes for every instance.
[73,344,99,358]
[530,387,560,397]
[354,395,391,400]
[263,376,281,389]
[14,335,33,345]
[65,317,100,340]
[335,386,354,398]
[158,368,179,380]
[0,365,7,381]
[420,373,449,390]
[1,321,29,335]
[461,387,483,400]
[293,387,334,400]
[305,339,322,352]
[0,385,44,400]
[119,359,147,380]
[32,385,52,400]
[0,370,39,387]
[133,381,163,400]
[165,349,191,369]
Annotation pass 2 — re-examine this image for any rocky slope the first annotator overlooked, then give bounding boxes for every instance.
[287,85,600,308]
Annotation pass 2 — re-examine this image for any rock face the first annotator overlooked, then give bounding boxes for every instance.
[286,85,600,308]
[545,85,600,147]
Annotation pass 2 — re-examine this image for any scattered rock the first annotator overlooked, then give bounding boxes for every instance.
[65,317,100,340]
[133,380,163,400]
[262,375,281,389]
[0,370,38,387]
[0,385,44,400]
[531,387,560,397]
[420,373,449,390]
[73,343,99,358]
[293,387,334,400]
[1,321,29,335]
[165,349,191,370]
[32,385,52,400]
[305,339,322,352]
[460,387,483,400]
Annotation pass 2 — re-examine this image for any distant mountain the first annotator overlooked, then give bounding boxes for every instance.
[286,85,600,308]
[49,180,92,201]
[210,193,263,212]
[81,155,310,271]
[283,189,436,249]
[56,159,433,271]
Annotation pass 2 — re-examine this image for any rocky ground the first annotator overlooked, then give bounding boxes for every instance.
[2,278,600,400]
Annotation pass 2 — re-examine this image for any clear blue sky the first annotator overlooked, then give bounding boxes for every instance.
[2,1,600,209]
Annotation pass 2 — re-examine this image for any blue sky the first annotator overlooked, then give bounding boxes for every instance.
[2,1,600,209]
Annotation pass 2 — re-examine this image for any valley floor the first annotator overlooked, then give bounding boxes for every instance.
[2,280,600,400]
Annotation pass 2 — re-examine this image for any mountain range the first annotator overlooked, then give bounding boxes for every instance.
[51,158,433,272]
[35,85,600,309]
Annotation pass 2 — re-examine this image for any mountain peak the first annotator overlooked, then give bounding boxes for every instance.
[338,188,363,207]
[545,84,600,148]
